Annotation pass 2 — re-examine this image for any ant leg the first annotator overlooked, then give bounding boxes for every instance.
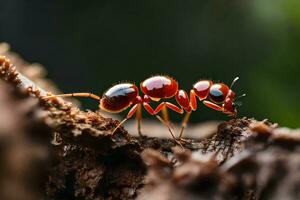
[161,105,170,124]
[143,102,156,115]
[203,100,223,112]
[179,111,192,139]
[143,102,181,146]
[155,115,183,148]
[154,102,183,114]
[112,104,139,135]
[190,89,197,111]
[154,102,183,128]
[165,102,184,114]
[176,90,196,141]
[153,102,165,114]
[43,93,101,101]
[136,104,143,136]
[153,102,170,125]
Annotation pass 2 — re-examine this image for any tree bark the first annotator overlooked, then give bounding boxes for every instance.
[0,43,299,200]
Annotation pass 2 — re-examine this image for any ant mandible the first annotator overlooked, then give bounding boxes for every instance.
[43,75,182,143]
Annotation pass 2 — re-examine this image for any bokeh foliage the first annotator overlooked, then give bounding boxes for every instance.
[1,0,299,127]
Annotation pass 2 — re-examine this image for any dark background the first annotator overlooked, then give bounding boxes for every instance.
[1,0,299,127]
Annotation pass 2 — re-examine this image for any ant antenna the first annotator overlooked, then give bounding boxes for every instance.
[230,77,239,89]
[233,94,246,108]
[236,93,246,100]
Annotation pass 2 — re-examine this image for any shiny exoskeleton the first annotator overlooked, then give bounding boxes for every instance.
[100,83,139,113]
[43,75,244,146]
[43,75,183,144]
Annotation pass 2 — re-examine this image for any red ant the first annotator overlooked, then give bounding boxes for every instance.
[43,75,182,144]
[43,76,245,146]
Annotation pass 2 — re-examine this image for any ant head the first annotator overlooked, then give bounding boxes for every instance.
[224,93,246,116]
[223,98,237,116]
[223,77,246,116]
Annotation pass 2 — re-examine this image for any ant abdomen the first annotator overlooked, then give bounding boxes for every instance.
[100,83,139,113]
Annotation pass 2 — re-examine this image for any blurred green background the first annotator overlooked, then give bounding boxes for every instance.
[1,0,299,127]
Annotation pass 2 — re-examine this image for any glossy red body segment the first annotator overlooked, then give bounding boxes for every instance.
[208,83,229,103]
[175,90,189,108]
[100,83,138,112]
[140,75,178,99]
[193,80,212,100]
[142,95,151,103]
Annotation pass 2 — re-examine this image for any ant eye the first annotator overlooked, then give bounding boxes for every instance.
[209,84,229,103]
